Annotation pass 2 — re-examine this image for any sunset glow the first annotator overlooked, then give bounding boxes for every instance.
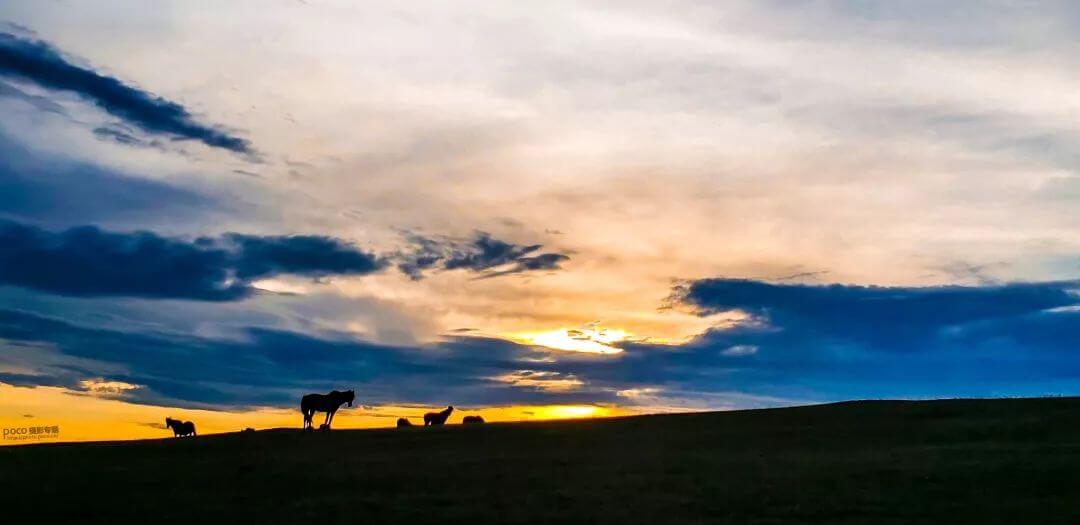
[511,326,630,354]
[1,1,1078,445]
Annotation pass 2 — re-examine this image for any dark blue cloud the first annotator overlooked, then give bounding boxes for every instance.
[0,31,253,155]
[0,221,386,301]
[225,234,384,280]
[592,277,1080,402]
[442,233,542,270]
[1,274,1077,411]
[479,252,571,279]
[0,309,609,409]
[398,231,570,279]
[674,278,1078,351]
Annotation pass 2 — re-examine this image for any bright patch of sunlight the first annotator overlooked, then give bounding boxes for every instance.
[509,325,630,354]
[535,405,608,419]
[251,278,309,295]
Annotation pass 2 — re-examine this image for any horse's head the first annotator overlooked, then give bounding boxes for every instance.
[164,417,175,428]
[344,390,355,407]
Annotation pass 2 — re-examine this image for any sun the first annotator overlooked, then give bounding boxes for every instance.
[533,405,609,419]
[509,326,630,354]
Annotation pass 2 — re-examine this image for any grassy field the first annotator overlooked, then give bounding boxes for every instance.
[4,397,1080,523]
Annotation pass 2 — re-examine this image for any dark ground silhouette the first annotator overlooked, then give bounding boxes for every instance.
[397,417,413,427]
[7,398,1080,523]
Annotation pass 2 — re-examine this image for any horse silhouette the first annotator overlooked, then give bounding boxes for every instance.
[396,417,413,427]
[463,415,485,424]
[301,389,355,430]
[424,406,454,426]
[165,417,196,437]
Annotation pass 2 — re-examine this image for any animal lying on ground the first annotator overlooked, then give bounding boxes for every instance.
[301,389,355,430]
[165,417,196,437]
[463,415,485,424]
[424,406,454,426]
[397,417,413,427]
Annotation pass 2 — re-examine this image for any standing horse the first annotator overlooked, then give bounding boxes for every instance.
[423,406,454,426]
[301,390,355,430]
[165,417,196,437]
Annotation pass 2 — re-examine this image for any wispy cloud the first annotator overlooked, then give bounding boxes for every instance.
[397,231,569,279]
[0,31,253,155]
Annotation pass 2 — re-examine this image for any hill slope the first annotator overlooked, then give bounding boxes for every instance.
[5,397,1080,523]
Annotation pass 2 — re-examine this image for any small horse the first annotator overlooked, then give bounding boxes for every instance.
[463,415,485,424]
[396,417,413,427]
[301,389,355,430]
[165,417,196,437]
[424,406,454,426]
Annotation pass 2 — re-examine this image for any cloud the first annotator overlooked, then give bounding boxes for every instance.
[91,124,165,150]
[479,252,570,279]
[721,345,757,357]
[0,130,219,228]
[492,370,584,392]
[398,231,570,279]
[0,220,386,301]
[0,31,253,155]
[224,233,385,280]
[587,277,1080,402]
[0,276,1078,411]
[78,378,141,397]
[0,309,614,409]
[0,79,66,115]
[673,278,1079,351]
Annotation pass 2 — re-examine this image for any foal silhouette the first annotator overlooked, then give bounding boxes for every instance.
[396,417,413,427]
[424,406,454,426]
[165,417,196,437]
[301,390,355,430]
[463,415,485,424]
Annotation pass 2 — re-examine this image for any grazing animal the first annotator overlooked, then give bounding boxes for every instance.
[301,389,355,430]
[463,415,485,424]
[424,406,454,426]
[242,427,255,433]
[396,417,413,427]
[165,417,196,437]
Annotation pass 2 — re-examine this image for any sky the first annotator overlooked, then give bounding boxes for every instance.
[0,0,1078,443]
